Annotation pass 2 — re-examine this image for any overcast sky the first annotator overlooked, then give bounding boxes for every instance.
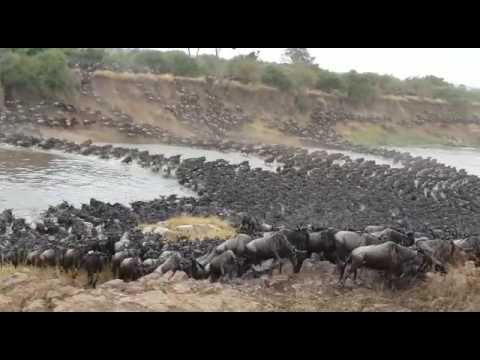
[156,48,480,88]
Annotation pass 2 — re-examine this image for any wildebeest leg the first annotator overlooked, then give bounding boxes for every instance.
[273,250,283,274]
[169,270,176,280]
[338,260,349,283]
[352,269,358,283]
[220,264,225,277]
[92,273,98,289]
[87,272,93,288]
[386,272,395,290]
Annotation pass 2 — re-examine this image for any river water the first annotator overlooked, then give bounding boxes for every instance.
[1,142,479,221]
[0,143,275,220]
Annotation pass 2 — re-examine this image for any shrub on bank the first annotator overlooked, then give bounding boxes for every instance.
[225,55,262,84]
[196,54,227,77]
[345,71,379,104]
[133,50,170,74]
[64,48,107,68]
[315,70,347,94]
[261,65,293,91]
[0,49,75,98]
[3,48,480,106]
[162,51,201,77]
[282,63,318,90]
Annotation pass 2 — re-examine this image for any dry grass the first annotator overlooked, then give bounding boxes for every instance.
[94,70,176,83]
[396,263,480,311]
[0,264,114,288]
[140,215,236,241]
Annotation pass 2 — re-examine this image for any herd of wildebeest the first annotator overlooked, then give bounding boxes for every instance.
[1,132,480,290]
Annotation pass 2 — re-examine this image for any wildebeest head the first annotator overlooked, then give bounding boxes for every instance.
[405,232,415,247]
[404,248,432,276]
[189,257,209,280]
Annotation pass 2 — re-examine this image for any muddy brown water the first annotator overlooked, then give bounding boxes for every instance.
[0,143,275,221]
[1,142,478,221]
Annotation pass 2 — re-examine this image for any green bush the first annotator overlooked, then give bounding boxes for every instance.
[162,51,200,77]
[0,51,38,91]
[34,49,75,94]
[103,50,138,71]
[316,70,346,93]
[261,65,293,91]
[0,49,74,97]
[196,54,227,77]
[64,48,107,68]
[282,64,318,89]
[345,71,378,104]
[133,50,169,74]
[225,55,262,84]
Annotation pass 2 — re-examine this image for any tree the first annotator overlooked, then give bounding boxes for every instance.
[283,48,315,65]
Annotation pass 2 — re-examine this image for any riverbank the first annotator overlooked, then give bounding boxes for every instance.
[2,260,479,312]
[3,69,480,149]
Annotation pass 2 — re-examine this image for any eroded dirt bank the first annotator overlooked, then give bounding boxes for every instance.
[4,70,480,147]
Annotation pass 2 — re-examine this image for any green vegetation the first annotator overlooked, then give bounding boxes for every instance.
[225,55,262,84]
[1,48,480,106]
[341,123,477,147]
[0,48,76,98]
[261,65,293,91]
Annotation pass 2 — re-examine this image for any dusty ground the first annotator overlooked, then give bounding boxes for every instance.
[2,261,479,312]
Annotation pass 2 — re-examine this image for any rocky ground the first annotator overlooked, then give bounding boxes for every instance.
[2,260,480,312]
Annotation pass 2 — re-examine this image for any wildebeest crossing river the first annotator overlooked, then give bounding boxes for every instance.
[1,142,480,221]
[2,133,480,292]
[0,143,276,220]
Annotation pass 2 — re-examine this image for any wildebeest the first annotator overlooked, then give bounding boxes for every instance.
[26,249,43,267]
[215,234,253,256]
[39,248,62,267]
[112,249,139,278]
[61,248,83,275]
[245,232,305,274]
[454,236,480,264]
[142,258,161,274]
[114,232,131,252]
[208,250,238,282]
[365,225,386,233]
[118,257,144,282]
[415,239,461,271]
[81,251,106,288]
[158,252,189,280]
[239,213,260,234]
[377,228,415,247]
[341,242,427,288]
[327,230,381,277]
